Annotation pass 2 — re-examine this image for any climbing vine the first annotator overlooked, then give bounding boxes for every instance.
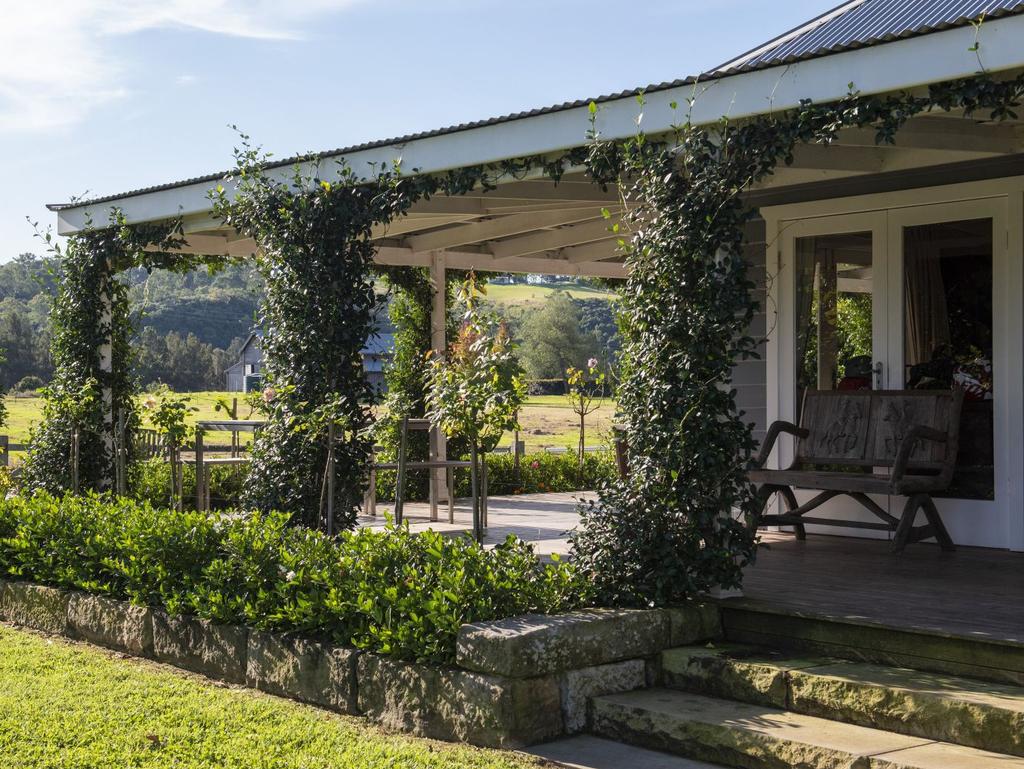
[572,73,1024,606]
[28,62,1024,609]
[211,139,425,529]
[21,212,187,493]
[374,266,433,501]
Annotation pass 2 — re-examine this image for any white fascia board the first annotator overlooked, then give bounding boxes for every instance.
[55,13,1024,235]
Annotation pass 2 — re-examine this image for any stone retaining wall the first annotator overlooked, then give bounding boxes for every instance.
[0,578,721,748]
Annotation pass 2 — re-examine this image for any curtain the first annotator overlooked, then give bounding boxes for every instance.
[904,226,950,369]
[790,239,815,393]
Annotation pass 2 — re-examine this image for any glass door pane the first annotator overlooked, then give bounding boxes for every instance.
[902,218,994,499]
[794,231,874,412]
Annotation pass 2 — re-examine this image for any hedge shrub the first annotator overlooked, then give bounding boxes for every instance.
[131,459,247,511]
[376,449,617,502]
[0,492,586,663]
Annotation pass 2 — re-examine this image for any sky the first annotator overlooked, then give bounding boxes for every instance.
[0,0,838,261]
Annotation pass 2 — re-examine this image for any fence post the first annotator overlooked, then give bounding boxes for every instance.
[194,429,205,512]
[115,409,127,496]
[0,435,8,468]
[512,412,521,485]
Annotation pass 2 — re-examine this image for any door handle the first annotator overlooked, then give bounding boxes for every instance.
[872,361,884,390]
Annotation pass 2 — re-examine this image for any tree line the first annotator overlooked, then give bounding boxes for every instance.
[0,252,620,393]
[0,254,258,392]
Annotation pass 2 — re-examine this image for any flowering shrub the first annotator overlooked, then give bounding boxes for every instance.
[426,276,526,457]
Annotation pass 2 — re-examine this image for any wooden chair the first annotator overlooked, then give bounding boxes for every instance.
[189,420,264,512]
[368,418,477,530]
[749,389,964,553]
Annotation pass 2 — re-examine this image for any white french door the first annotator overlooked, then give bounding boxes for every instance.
[885,199,1007,543]
[768,193,1018,549]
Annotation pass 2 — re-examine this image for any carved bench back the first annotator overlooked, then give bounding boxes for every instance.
[796,390,964,471]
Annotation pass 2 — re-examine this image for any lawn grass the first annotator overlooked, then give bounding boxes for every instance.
[482,281,617,306]
[3,392,618,455]
[0,623,546,769]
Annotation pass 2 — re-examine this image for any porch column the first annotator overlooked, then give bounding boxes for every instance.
[430,251,447,513]
[1009,191,1024,552]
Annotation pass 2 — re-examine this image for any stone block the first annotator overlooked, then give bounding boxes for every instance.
[0,581,69,635]
[357,653,563,748]
[152,612,247,683]
[661,645,802,708]
[663,602,722,646]
[456,609,669,678]
[246,631,358,713]
[67,593,153,656]
[559,659,646,733]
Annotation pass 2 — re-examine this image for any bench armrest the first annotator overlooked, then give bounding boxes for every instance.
[755,420,809,469]
[891,424,948,485]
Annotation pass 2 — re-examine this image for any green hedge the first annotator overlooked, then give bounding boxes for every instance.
[376,449,616,502]
[0,493,586,663]
[131,459,247,511]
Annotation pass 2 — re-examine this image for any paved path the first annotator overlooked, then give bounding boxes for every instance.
[358,491,588,557]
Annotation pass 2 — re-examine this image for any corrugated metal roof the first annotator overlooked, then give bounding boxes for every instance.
[49,0,1024,213]
[714,0,1024,74]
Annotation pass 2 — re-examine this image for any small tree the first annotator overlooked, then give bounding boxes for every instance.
[142,386,197,509]
[426,276,526,539]
[519,291,597,380]
[566,358,605,476]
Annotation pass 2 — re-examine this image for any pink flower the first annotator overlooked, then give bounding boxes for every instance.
[587,358,599,369]
[530,460,540,470]
[262,386,276,403]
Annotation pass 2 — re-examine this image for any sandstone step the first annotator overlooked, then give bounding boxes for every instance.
[719,600,1024,686]
[524,735,726,768]
[591,689,1024,769]
[661,644,1024,757]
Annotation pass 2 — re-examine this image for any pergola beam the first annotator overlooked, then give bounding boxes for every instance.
[404,207,618,252]
[373,245,626,278]
[463,180,620,202]
[838,117,1021,155]
[487,217,619,259]
[560,239,626,263]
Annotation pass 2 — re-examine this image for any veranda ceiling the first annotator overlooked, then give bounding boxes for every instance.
[47,11,1024,279]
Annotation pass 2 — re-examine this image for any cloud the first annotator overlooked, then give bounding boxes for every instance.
[0,0,363,132]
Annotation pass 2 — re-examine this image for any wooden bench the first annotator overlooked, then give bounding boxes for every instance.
[749,389,964,553]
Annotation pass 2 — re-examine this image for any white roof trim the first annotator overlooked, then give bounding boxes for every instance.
[55,12,1024,234]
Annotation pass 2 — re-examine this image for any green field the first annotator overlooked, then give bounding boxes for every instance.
[482,281,616,306]
[3,392,617,458]
[0,624,541,769]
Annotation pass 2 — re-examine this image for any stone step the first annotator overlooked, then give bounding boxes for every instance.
[719,600,1024,686]
[524,735,726,768]
[591,689,1024,769]
[661,644,1024,757]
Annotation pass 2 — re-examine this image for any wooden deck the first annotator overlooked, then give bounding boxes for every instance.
[740,531,1024,645]
[361,491,1024,645]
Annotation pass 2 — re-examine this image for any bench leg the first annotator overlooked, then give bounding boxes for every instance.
[893,494,924,553]
[778,486,805,540]
[894,493,955,553]
[753,485,805,540]
[920,495,956,552]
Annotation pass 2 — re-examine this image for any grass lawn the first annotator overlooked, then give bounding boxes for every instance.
[0,624,545,769]
[482,281,616,306]
[3,392,617,458]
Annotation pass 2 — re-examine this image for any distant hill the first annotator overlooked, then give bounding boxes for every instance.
[0,254,620,391]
